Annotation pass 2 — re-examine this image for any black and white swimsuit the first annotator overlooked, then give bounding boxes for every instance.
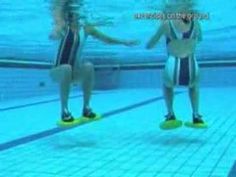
[164,20,199,86]
[55,26,86,68]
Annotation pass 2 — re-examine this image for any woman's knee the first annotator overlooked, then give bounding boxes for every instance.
[61,65,72,74]
[163,74,174,88]
[189,81,199,89]
[189,73,200,88]
[50,65,72,82]
[164,81,174,88]
[83,62,94,69]
[82,62,94,74]
[56,65,72,80]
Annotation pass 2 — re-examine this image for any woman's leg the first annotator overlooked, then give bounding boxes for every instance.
[50,64,72,115]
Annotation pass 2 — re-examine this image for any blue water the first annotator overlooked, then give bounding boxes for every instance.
[0,0,236,62]
[0,0,236,177]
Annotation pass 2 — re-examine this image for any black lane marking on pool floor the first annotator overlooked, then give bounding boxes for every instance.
[0,91,108,111]
[0,92,183,152]
[228,161,236,177]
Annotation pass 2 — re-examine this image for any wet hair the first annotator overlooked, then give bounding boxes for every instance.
[66,11,78,26]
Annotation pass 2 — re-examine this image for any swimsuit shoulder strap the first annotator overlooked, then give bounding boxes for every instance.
[169,21,178,40]
[183,20,195,39]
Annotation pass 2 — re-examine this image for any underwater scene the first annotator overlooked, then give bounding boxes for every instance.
[0,0,236,176]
